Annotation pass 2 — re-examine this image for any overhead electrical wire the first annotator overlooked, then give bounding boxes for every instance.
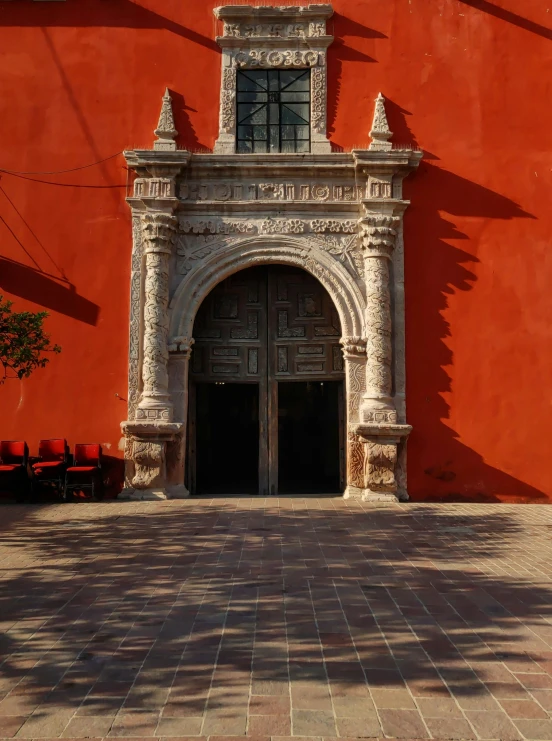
[0,151,123,176]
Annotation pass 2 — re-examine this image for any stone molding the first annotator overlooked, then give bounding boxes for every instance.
[213,4,334,154]
[121,86,421,502]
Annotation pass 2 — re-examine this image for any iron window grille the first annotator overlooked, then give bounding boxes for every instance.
[236,69,311,154]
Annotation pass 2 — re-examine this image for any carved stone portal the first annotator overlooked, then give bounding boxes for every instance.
[120,8,421,501]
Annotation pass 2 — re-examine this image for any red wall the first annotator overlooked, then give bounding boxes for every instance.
[0,0,550,501]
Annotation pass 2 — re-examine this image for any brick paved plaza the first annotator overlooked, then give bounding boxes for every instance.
[1,499,552,740]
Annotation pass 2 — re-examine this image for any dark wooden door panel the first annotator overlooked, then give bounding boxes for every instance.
[268,267,344,380]
[191,266,267,382]
[189,266,345,495]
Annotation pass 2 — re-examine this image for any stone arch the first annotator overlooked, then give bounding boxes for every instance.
[168,236,365,342]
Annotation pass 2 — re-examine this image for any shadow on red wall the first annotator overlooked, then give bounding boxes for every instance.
[403,163,545,503]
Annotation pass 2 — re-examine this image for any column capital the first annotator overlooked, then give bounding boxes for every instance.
[340,336,367,360]
[359,214,401,258]
[141,211,178,254]
[168,336,195,359]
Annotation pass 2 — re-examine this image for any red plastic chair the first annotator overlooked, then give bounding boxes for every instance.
[31,439,68,497]
[65,444,103,501]
[0,441,29,500]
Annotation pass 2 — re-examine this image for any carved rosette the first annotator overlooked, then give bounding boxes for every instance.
[136,212,177,422]
[360,214,400,425]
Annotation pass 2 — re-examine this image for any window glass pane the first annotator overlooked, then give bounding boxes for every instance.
[281,125,294,140]
[281,92,310,103]
[269,126,279,152]
[296,139,310,153]
[269,103,280,124]
[281,139,295,153]
[268,70,279,91]
[280,70,309,91]
[238,70,267,91]
[238,126,253,141]
[253,125,267,140]
[237,92,267,103]
[254,140,268,153]
[296,125,310,140]
[237,139,253,153]
[281,104,309,124]
[238,104,267,125]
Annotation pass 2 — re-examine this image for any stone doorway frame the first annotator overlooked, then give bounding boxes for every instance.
[120,4,422,502]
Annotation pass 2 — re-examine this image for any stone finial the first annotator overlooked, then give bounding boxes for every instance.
[369,92,392,152]
[154,88,178,151]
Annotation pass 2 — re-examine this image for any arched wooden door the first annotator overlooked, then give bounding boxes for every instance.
[188,265,345,495]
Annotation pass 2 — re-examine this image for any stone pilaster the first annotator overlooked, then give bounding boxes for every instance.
[135,212,176,423]
[355,208,412,502]
[360,212,400,425]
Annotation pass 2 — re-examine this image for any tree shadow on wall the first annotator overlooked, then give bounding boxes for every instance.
[0,0,219,51]
[326,14,386,146]
[402,162,546,502]
[0,503,551,724]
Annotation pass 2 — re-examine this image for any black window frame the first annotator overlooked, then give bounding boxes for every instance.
[236,68,311,154]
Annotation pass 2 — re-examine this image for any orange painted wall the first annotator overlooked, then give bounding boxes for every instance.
[0,0,550,501]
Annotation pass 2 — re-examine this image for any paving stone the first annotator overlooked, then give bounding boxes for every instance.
[425,717,475,739]
[464,710,521,740]
[292,710,337,737]
[108,711,160,737]
[61,715,114,737]
[15,708,75,738]
[516,673,552,690]
[377,708,429,738]
[513,719,552,740]
[499,699,550,719]
[248,714,291,735]
[370,689,416,709]
[334,714,381,737]
[0,716,26,737]
[202,712,248,736]
[416,697,464,718]
[156,716,204,736]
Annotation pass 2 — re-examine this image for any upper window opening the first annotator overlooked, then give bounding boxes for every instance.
[236,69,311,154]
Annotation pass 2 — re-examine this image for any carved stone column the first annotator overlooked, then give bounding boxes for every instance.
[136,212,175,421]
[360,212,400,425]
[121,212,184,500]
[355,209,411,501]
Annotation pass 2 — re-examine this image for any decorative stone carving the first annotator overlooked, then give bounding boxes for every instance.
[234,49,320,68]
[154,88,178,152]
[369,92,392,153]
[135,212,176,423]
[359,214,401,425]
[122,74,422,503]
[214,4,333,154]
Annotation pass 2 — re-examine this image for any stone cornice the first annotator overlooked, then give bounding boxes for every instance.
[214,5,334,23]
[124,150,421,177]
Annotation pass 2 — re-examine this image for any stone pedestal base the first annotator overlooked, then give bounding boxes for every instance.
[344,485,399,502]
[167,484,190,499]
[351,422,412,503]
[120,421,183,501]
[119,487,168,501]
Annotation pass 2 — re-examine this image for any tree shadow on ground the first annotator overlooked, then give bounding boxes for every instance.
[0,501,551,727]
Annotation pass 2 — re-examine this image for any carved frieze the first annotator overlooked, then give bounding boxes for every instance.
[222,21,327,39]
[179,181,364,202]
